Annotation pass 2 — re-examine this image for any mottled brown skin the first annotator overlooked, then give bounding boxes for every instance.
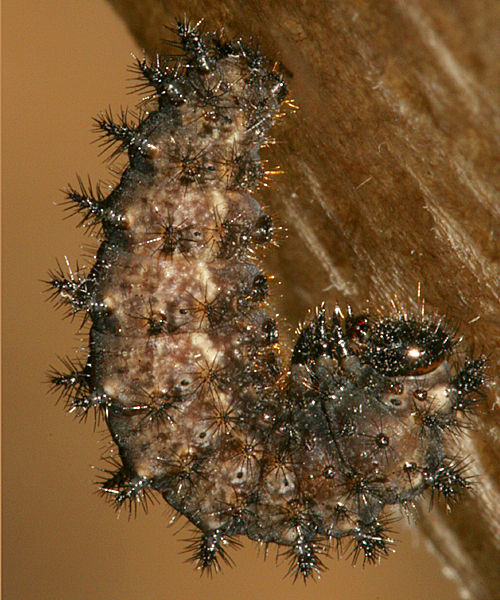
[49,24,486,580]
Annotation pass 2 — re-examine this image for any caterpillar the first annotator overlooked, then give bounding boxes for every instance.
[47,20,487,580]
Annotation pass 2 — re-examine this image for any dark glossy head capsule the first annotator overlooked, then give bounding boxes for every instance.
[357,316,455,377]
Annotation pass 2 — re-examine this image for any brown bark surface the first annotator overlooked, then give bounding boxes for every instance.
[108,2,500,598]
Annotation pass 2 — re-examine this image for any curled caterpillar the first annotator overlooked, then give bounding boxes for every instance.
[47,21,487,580]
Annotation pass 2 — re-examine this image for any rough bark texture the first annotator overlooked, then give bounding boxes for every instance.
[108,1,499,598]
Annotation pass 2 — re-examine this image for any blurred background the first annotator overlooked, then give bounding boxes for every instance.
[4,2,461,598]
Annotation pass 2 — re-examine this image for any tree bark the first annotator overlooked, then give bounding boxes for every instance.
[108,1,500,598]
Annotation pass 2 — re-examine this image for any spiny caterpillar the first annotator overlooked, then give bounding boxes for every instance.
[47,21,487,580]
